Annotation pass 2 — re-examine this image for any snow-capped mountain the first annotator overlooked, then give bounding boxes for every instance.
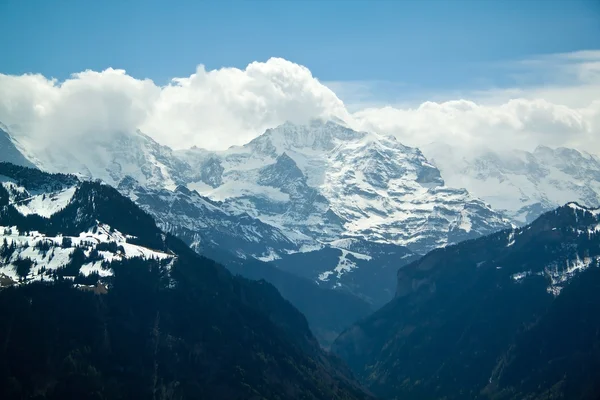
[3,121,512,257]
[180,120,512,255]
[423,142,600,224]
[1,125,305,257]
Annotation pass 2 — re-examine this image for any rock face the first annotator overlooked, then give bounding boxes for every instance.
[332,202,600,400]
[0,162,373,400]
[423,142,600,224]
[197,156,225,188]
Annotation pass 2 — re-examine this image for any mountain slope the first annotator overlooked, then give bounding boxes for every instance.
[332,203,600,400]
[0,125,36,169]
[4,121,513,255]
[423,142,600,224]
[1,124,309,260]
[117,176,300,258]
[209,249,374,349]
[0,158,375,348]
[116,176,375,346]
[26,129,190,189]
[270,238,419,306]
[176,120,511,300]
[0,163,372,400]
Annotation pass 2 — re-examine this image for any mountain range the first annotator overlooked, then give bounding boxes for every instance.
[179,121,511,254]
[0,121,519,303]
[3,120,600,307]
[1,117,600,399]
[3,120,600,304]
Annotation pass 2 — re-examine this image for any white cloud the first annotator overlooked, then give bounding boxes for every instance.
[0,58,349,150]
[350,50,600,153]
[353,98,599,152]
[144,58,351,149]
[0,51,598,154]
[0,68,159,152]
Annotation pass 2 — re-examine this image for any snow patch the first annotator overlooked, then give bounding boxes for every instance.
[567,202,600,216]
[509,256,599,297]
[80,261,113,277]
[318,271,334,282]
[545,256,598,296]
[334,250,358,277]
[254,249,281,262]
[0,223,174,286]
[506,230,516,247]
[14,187,76,218]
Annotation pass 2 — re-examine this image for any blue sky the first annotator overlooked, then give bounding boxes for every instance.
[2,0,599,94]
[0,0,599,154]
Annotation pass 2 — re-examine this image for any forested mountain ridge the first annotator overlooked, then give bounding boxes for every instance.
[332,202,600,400]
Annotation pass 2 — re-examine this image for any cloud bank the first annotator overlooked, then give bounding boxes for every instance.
[0,52,599,154]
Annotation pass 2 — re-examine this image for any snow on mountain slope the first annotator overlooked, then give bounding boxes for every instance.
[423,142,600,224]
[0,121,517,303]
[0,167,175,287]
[0,163,378,352]
[0,124,315,261]
[1,123,310,258]
[180,120,511,254]
[116,176,302,259]
[0,167,77,211]
[487,202,600,296]
[0,223,173,285]
[10,186,77,218]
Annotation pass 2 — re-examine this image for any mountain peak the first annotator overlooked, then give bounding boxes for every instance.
[422,142,600,224]
[280,117,350,130]
[246,120,366,156]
